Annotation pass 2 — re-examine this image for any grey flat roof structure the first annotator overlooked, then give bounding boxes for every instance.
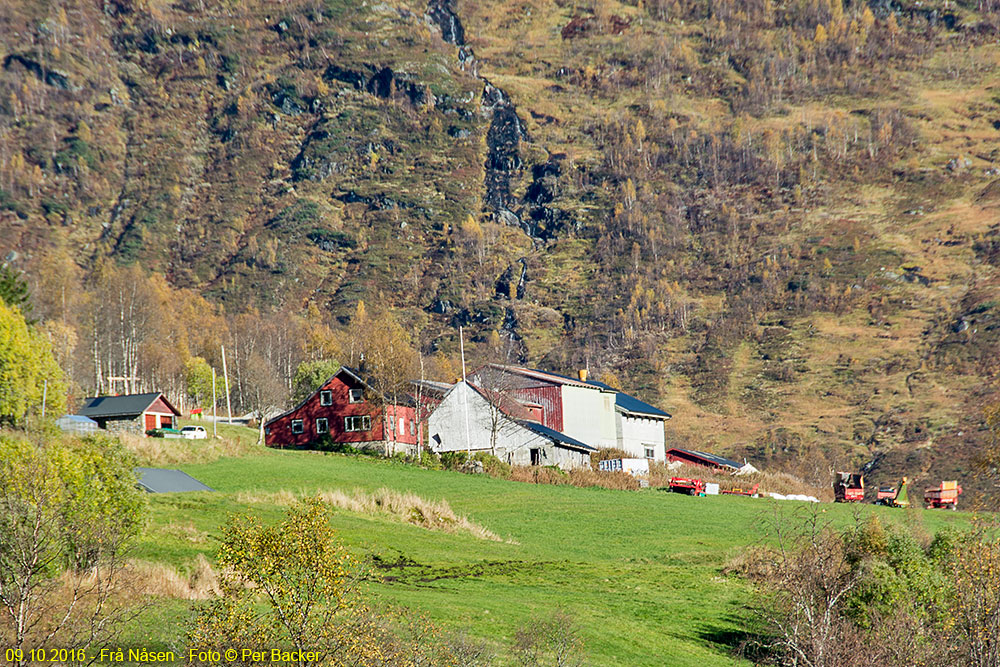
[135,467,214,493]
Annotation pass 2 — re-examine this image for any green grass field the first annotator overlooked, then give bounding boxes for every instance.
[132,445,968,665]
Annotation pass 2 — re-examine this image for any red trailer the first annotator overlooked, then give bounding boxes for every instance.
[924,481,962,510]
[833,472,864,503]
[668,477,706,496]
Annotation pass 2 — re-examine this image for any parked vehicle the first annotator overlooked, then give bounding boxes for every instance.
[722,483,759,497]
[146,427,184,439]
[833,472,865,503]
[668,477,706,496]
[925,480,962,510]
[875,477,909,507]
[181,425,208,440]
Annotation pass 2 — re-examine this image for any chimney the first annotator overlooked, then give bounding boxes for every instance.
[578,369,588,382]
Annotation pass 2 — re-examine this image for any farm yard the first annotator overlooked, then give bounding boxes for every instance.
[125,433,969,666]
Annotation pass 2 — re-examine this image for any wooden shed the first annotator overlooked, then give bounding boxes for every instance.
[78,392,181,435]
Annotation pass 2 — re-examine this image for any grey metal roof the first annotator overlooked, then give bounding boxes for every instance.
[135,468,214,493]
[584,381,672,419]
[518,420,597,452]
[481,365,599,389]
[412,379,453,394]
[667,447,742,470]
[79,393,175,418]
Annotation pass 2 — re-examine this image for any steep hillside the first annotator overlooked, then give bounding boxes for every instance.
[3,0,1000,499]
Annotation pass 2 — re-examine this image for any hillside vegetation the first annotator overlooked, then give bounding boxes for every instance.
[3,0,1000,497]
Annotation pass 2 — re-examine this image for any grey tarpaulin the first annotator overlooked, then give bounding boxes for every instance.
[135,467,214,493]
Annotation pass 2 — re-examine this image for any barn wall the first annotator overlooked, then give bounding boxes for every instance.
[561,385,616,449]
[428,383,590,470]
[510,385,562,431]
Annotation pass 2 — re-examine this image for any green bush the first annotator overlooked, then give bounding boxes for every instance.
[315,435,360,455]
[440,451,469,470]
[418,450,442,469]
[472,452,511,478]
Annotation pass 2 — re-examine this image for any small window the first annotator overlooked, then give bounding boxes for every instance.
[344,415,371,432]
[316,418,328,434]
[348,388,363,403]
[291,419,304,434]
[644,447,655,459]
[409,420,415,436]
[320,390,333,406]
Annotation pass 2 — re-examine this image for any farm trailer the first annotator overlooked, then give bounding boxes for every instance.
[874,477,909,508]
[924,481,962,510]
[833,472,864,503]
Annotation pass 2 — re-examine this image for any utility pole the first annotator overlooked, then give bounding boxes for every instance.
[212,367,218,439]
[221,345,232,425]
[460,326,471,457]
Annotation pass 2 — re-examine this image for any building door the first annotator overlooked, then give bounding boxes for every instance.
[530,448,541,466]
[144,414,156,431]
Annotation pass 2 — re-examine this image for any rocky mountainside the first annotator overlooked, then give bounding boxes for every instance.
[4,0,1000,500]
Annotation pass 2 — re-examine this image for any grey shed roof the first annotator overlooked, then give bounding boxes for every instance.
[584,381,672,419]
[79,392,174,418]
[667,448,743,470]
[519,420,597,453]
[135,468,214,493]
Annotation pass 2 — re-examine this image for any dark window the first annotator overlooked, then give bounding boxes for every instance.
[530,448,541,466]
[316,418,329,434]
[291,419,304,434]
[409,420,415,436]
[645,447,655,459]
[348,388,363,403]
[320,390,333,406]
[344,415,371,432]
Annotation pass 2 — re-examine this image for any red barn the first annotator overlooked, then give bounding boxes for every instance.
[264,366,419,455]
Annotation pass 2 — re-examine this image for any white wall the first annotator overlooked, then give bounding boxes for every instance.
[619,413,667,461]
[560,385,617,449]
[428,382,590,470]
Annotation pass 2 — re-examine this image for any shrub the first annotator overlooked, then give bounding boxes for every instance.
[473,451,511,478]
[440,451,469,470]
[418,449,442,469]
[0,433,147,661]
[315,434,361,455]
[567,467,640,491]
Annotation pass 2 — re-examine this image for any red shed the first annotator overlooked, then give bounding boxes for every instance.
[264,366,419,455]
[78,392,181,435]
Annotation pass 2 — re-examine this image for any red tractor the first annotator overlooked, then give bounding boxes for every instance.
[833,472,864,503]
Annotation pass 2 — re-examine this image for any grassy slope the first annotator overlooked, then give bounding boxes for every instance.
[132,448,967,665]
